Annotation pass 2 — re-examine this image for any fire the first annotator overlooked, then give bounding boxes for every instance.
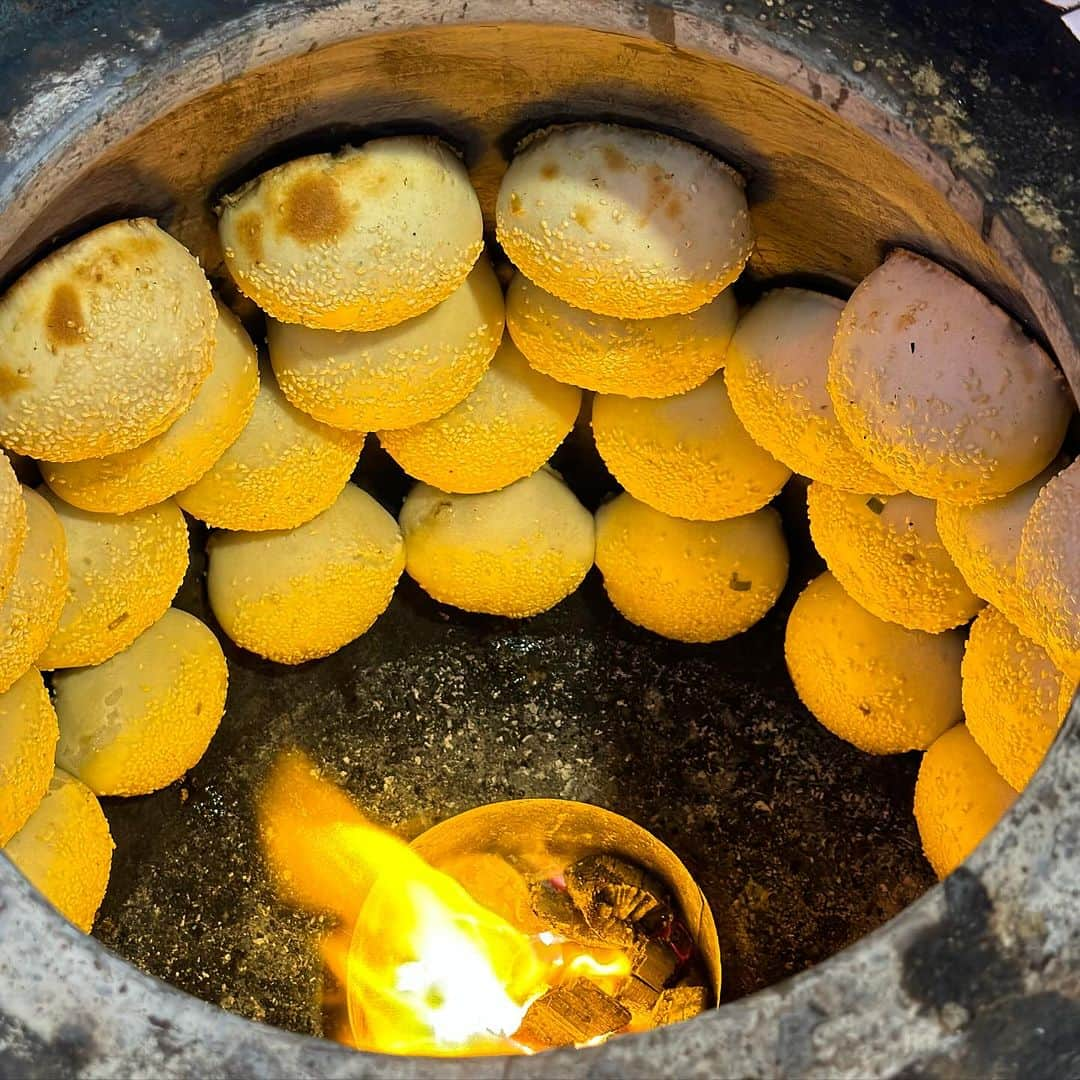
[258,753,631,1056]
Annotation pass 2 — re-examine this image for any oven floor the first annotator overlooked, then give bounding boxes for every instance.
[91,441,935,1037]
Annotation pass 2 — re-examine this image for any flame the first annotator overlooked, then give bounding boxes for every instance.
[259,752,638,1056]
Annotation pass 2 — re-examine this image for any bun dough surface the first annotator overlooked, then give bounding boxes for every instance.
[784,571,963,754]
[208,484,404,664]
[220,137,483,331]
[595,493,787,643]
[0,452,27,609]
[0,669,58,846]
[0,219,215,461]
[42,302,260,514]
[724,288,900,493]
[37,493,189,670]
[829,250,1072,502]
[54,608,228,796]
[506,272,736,398]
[496,124,752,319]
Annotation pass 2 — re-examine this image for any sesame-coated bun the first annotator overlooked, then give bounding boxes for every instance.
[807,483,983,633]
[208,484,404,664]
[724,289,901,493]
[592,373,790,521]
[936,461,1061,636]
[0,488,67,693]
[37,494,188,670]
[2,767,113,932]
[785,572,963,754]
[595,493,787,643]
[379,338,580,495]
[53,608,228,797]
[268,255,503,431]
[962,607,1070,792]
[914,725,1017,880]
[41,302,260,514]
[828,251,1073,502]
[0,219,215,462]
[496,124,752,319]
[176,365,363,531]
[505,273,736,398]
[0,451,27,607]
[1017,457,1080,680]
[219,138,483,332]
[0,669,58,846]
[400,470,594,617]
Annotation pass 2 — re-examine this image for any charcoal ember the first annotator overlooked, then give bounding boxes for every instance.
[528,881,628,949]
[628,936,680,992]
[651,985,710,1026]
[515,978,631,1049]
[617,973,662,1018]
[564,855,671,939]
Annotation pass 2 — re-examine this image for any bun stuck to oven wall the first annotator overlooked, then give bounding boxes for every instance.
[496,124,753,319]
[0,669,58,847]
[219,137,484,332]
[828,250,1073,503]
[0,451,27,609]
[0,219,216,462]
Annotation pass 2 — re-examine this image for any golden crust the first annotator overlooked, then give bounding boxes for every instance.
[496,124,752,319]
[2,766,113,932]
[1017,457,1080,680]
[506,273,736,397]
[0,488,67,693]
[595,493,787,643]
[379,338,581,494]
[0,451,27,608]
[41,302,260,514]
[0,669,58,847]
[592,372,790,521]
[176,365,364,531]
[724,288,901,492]
[37,493,189,670]
[208,484,404,664]
[0,219,215,461]
[54,608,228,796]
[962,607,1069,792]
[220,138,483,331]
[807,482,982,632]
[269,256,503,431]
[828,250,1073,502]
[784,571,963,754]
[914,725,1017,880]
[400,469,594,617]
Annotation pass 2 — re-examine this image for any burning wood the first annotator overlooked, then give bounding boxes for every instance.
[516,979,632,1049]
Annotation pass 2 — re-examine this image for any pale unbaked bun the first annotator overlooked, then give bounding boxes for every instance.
[379,338,581,494]
[2,767,113,932]
[208,484,404,664]
[785,571,963,754]
[220,138,483,331]
[592,373,790,521]
[807,483,982,632]
[595,493,787,643]
[37,494,189,670]
[400,470,594,617]
[0,451,27,607]
[828,250,1072,502]
[506,272,737,397]
[724,288,900,492]
[936,461,1061,636]
[1017,457,1080,680]
[0,219,215,461]
[0,669,58,846]
[268,256,503,432]
[41,302,259,514]
[962,607,1070,792]
[914,725,1017,880]
[0,487,67,692]
[496,124,752,319]
[53,608,228,796]
[176,366,364,531]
